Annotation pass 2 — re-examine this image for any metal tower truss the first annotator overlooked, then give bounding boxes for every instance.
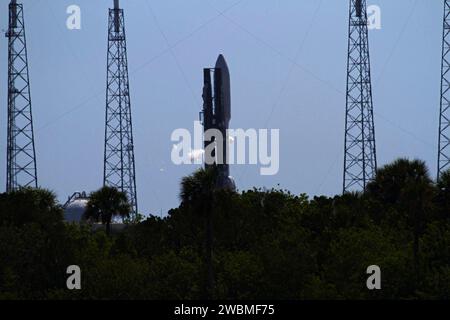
[438,0,450,180]
[343,0,377,193]
[104,1,138,216]
[5,0,38,192]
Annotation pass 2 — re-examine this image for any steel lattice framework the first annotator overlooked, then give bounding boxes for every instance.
[104,1,138,216]
[438,0,450,180]
[343,0,377,193]
[5,0,37,192]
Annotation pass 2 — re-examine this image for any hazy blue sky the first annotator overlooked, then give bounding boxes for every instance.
[0,0,441,215]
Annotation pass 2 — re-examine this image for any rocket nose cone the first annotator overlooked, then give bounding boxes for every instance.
[215,54,229,71]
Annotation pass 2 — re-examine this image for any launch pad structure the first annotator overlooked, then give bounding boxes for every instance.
[3,0,450,209]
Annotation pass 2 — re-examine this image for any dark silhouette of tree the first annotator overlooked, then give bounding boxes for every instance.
[84,186,130,235]
[437,169,450,220]
[0,187,63,229]
[180,167,218,299]
[366,158,434,290]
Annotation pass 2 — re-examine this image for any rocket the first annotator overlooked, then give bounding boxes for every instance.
[214,54,231,131]
[202,55,235,190]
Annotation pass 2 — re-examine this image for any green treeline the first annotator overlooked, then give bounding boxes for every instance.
[0,158,449,299]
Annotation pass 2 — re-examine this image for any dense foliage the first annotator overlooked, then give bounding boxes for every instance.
[0,159,449,299]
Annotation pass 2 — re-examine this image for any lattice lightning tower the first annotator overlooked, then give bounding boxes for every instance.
[343,0,377,193]
[438,0,450,180]
[5,0,38,192]
[104,0,138,215]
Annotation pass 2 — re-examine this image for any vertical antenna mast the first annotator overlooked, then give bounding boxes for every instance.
[113,0,120,32]
[5,0,38,192]
[104,0,138,216]
[343,0,377,193]
[438,0,450,180]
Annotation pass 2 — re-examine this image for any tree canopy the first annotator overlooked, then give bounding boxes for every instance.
[0,159,449,300]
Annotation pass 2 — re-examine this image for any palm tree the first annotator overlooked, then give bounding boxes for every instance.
[180,167,218,299]
[84,186,131,235]
[366,158,433,205]
[0,187,62,228]
[366,158,434,286]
